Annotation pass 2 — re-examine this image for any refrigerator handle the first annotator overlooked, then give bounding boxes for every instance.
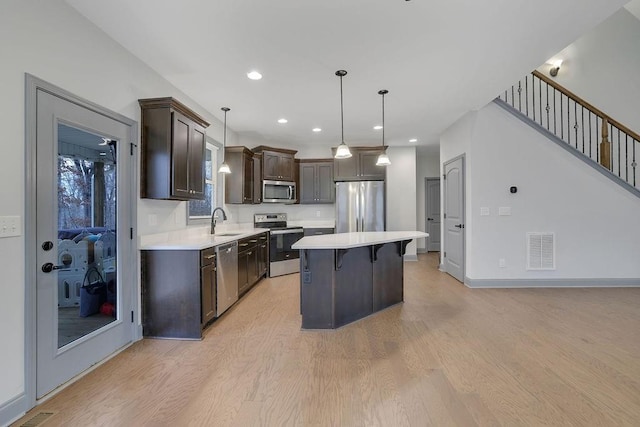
[360,182,365,232]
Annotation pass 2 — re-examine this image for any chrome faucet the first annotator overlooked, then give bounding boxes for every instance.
[211,207,228,234]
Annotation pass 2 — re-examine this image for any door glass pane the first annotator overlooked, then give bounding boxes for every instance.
[57,124,118,348]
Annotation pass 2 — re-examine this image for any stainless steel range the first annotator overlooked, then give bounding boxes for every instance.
[254,213,304,277]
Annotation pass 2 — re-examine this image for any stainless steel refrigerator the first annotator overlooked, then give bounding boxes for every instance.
[335,181,385,233]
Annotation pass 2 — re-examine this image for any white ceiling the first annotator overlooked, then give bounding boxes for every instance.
[66,0,627,152]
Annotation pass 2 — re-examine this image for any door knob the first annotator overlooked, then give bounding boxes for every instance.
[427,218,434,221]
[454,224,464,229]
[41,262,70,273]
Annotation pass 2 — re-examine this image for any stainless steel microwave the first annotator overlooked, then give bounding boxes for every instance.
[262,180,297,203]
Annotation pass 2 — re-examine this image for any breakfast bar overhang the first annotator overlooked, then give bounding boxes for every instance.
[292,231,428,329]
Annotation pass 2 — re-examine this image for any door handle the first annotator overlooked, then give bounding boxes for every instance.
[41,262,70,273]
[454,224,464,228]
[427,218,434,221]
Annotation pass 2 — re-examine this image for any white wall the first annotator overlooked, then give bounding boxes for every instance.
[0,0,238,419]
[443,101,640,282]
[538,8,640,135]
[386,147,418,259]
[415,150,441,251]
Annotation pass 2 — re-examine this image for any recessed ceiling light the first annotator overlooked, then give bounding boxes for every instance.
[312,128,322,132]
[278,118,288,124]
[247,70,262,80]
[409,138,418,143]
[373,125,383,130]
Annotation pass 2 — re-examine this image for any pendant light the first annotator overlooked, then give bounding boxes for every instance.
[376,89,391,166]
[218,107,231,174]
[334,70,352,159]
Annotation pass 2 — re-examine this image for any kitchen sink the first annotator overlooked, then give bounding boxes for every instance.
[216,233,242,237]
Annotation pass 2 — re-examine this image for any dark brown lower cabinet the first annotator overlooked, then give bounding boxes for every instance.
[238,233,268,296]
[141,247,216,340]
[299,241,407,329]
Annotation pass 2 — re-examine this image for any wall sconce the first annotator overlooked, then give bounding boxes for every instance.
[549,59,562,77]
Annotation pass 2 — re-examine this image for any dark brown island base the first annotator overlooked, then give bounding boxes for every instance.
[291,231,428,329]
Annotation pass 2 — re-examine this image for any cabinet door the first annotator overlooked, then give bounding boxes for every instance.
[333,155,358,181]
[263,152,280,180]
[171,112,191,198]
[278,154,295,181]
[248,246,259,286]
[359,150,385,180]
[243,153,253,203]
[238,250,249,296]
[299,163,317,204]
[201,263,216,325]
[257,242,268,276]
[316,162,334,203]
[189,125,206,199]
[253,155,262,203]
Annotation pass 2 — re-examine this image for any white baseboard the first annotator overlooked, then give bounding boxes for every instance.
[417,248,427,254]
[0,392,27,427]
[464,277,640,288]
[404,254,418,262]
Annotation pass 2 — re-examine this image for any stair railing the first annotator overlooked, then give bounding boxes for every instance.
[497,70,638,189]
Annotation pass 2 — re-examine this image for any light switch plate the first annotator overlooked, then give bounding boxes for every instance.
[0,216,21,238]
[498,207,511,216]
[480,207,490,216]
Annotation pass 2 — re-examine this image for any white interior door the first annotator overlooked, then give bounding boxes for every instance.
[443,156,465,282]
[425,177,441,252]
[34,87,135,399]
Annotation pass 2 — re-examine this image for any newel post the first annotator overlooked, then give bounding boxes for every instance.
[600,117,611,170]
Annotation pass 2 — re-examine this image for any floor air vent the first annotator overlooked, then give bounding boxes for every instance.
[19,411,55,427]
[527,232,555,270]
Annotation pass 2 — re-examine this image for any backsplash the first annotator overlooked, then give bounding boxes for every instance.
[224,203,335,224]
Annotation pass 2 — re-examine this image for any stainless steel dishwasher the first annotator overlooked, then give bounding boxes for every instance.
[216,241,238,316]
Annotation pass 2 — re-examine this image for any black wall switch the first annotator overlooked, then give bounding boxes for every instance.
[510,186,517,194]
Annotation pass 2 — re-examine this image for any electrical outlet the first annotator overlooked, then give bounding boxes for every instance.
[148,214,158,226]
[0,216,21,238]
[316,211,321,218]
[303,271,312,283]
[480,207,490,216]
[499,258,506,268]
[498,207,511,216]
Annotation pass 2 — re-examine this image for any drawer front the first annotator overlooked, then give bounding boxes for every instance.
[201,247,216,266]
[304,228,334,236]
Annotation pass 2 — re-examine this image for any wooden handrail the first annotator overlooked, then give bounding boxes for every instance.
[532,70,640,142]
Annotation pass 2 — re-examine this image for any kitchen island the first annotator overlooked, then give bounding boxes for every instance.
[291,231,428,329]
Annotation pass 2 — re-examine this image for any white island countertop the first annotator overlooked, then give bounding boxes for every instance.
[291,231,428,250]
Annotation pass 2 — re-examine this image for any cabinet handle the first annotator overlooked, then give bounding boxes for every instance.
[204,254,215,259]
[247,251,253,255]
[239,243,249,247]
[249,239,257,243]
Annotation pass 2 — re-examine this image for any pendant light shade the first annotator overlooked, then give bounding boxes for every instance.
[334,70,352,159]
[218,107,231,174]
[376,89,390,166]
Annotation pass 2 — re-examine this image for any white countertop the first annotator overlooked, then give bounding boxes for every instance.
[139,228,270,250]
[291,231,428,250]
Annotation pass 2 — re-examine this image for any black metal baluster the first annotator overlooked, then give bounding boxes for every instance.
[625,135,629,182]
[532,76,536,122]
[546,84,550,130]
[596,116,599,163]
[511,85,515,108]
[553,87,556,135]
[581,107,585,154]
[525,75,529,116]
[567,97,571,146]
[560,92,563,141]
[633,139,637,186]
[518,81,522,112]
[539,78,543,126]
[589,112,593,160]
[617,128,621,177]
[574,102,578,149]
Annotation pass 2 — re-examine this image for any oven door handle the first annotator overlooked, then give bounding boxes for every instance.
[270,229,304,236]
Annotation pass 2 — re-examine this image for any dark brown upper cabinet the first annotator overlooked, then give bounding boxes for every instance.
[253,152,262,204]
[300,159,334,204]
[139,97,209,200]
[332,147,386,181]
[252,146,298,182]
[224,146,254,204]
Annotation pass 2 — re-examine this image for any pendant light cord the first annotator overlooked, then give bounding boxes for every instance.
[381,92,385,148]
[340,74,344,144]
[221,107,230,162]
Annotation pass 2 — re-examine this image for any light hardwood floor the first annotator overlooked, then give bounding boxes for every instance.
[15,253,640,426]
